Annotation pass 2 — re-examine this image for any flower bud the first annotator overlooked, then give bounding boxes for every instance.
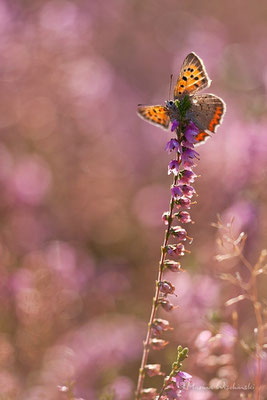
[158,280,176,295]
[170,226,187,240]
[162,211,171,225]
[168,160,180,176]
[145,364,165,377]
[158,298,177,311]
[151,319,173,336]
[166,243,185,256]
[165,138,179,153]
[150,338,169,350]
[164,260,182,272]
[140,388,158,399]
[175,371,192,388]
[181,147,199,168]
[175,211,192,223]
[171,185,183,199]
[179,169,197,184]
[180,184,195,198]
[171,119,179,132]
[175,196,191,209]
[162,381,179,399]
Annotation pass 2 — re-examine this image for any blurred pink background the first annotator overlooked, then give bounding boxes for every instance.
[0,1,266,399]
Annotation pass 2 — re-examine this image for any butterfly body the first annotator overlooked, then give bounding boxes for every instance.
[137,52,226,144]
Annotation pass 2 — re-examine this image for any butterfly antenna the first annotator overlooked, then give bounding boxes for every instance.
[168,74,173,100]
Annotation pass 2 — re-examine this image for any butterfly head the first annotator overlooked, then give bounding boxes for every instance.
[164,100,179,123]
[165,100,178,115]
[165,100,176,110]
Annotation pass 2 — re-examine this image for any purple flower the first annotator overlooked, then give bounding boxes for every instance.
[164,260,182,272]
[179,169,197,184]
[175,196,191,209]
[181,147,200,167]
[163,383,182,399]
[219,323,237,349]
[140,388,158,399]
[168,160,180,175]
[170,226,187,241]
[158,298,176,311]
[166,243,185,256]
[171,185,183,199]
[177,371,192,380]
[163,379,182,399]
[176,211,192,223]
[171,119,179,132]
[175,371,192,389]
[162,211,171,225]
[158,280,176,295]
[151,318,173,336]
[145,364,165,377]
[150,338,169,350]
[165,138,179,153]
[195,330,212,348]
[180,184,196,198]
[184,121,199,144]
[181,139,194,150]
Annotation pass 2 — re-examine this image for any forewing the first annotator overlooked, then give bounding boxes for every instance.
[174,52,211,99]
[187,94,226,144]
[137,105,170,130]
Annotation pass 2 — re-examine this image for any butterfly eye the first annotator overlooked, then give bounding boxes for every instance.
[168,101,174,106]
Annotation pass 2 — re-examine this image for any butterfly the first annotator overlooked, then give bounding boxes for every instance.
[137,52,226,144]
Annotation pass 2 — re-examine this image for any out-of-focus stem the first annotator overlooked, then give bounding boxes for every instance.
[135,163,179,399]
[237,250,263,400]
[251,271,263,400]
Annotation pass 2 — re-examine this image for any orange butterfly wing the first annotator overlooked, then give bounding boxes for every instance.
[137,105,170,130]
[207,103,225,133]
[195,131,210,144]
[191,94,226,144]
[174,52,211,99]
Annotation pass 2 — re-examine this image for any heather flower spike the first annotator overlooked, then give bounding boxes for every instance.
[159,346,191,399]
[136,52,225,399]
